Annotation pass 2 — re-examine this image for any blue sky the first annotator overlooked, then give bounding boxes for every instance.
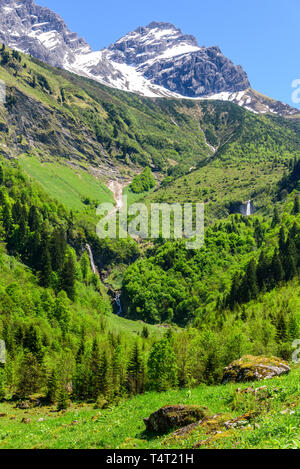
[36,0,300,108]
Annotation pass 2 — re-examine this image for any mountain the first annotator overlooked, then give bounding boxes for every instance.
[0,0,299,116]
[1,45,300,223]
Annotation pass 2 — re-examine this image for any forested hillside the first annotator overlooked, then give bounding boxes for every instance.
[0,43,299,445]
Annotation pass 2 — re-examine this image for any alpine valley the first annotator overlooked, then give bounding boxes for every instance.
[0,0,299,451]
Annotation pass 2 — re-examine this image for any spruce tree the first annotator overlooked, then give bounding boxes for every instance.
[46,370,59,404]
[17,352,42,398]
[271,249,284,285]
[89,339,102,400]
[39,247,52,288]
[57,385,69,411]
[293,195,299,215]
[51,227,66,272]
[0,165,3,186]
[60,253,76,301]
[0,367,6,401]
[271,207,280,228]
[126,343,145,395]
[98,351,112,400]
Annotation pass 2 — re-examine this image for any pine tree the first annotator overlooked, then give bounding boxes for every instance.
[141,326,149,339]
[17,352,42,398]
[271,207,280,228]
[288,315,299,340]
[293,195,300,215]
[276,313,287,342]
[256,250,269,291]
[279,227,286,256]
[60,253,76,301]
[23,325,44,363]
[112,345,125,396]
[240,259,258,303]
[0,367,6,401]
[57,385,69,411]
[98,351,112,400]
[80,252,90,283]
[76,327,86,364]
[28,206,40,232]
[39,246,52,287]
[228,273,240,309]
[126,343,145,395]
[0,165,3,186]
[271,249,284,285]
[51,227,66,272]
[89,339,102,400]
[281,234,297,281]
[46,370,59,404]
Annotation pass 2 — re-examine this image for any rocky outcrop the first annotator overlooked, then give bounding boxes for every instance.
[0,1,298,116]
[222,355,291,384]
[107,22,250,98]
[144,405,208,434]
[0,0,91,68]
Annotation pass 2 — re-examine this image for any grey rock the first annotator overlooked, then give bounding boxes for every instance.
[0,1,298,116]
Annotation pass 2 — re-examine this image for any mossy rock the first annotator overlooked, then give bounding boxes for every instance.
[144,405,208,434]
[222,355,290,384]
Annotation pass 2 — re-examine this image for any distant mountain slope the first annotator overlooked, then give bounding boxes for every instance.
[0,0,299,116]
[1,45,300,191]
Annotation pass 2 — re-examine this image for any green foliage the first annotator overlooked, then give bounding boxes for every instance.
[148,336,178,392]
[130,167,156,194]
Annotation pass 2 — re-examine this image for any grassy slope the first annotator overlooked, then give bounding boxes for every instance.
[19,155,114,211]
[0,366,298,449]
[145,160,288,223]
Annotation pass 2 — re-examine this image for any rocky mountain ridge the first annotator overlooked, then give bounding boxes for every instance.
[0,0,299,116]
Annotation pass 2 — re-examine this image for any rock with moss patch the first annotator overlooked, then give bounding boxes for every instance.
[144,405,208,434]
[222,355,290,384]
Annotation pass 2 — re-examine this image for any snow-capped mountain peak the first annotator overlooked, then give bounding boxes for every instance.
[0,0,299,116]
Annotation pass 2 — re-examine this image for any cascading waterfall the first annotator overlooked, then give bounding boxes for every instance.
[246,200,251,216]
[85,243,97,275]
[115,294,123,317]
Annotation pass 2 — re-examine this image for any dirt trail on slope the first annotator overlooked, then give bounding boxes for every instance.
[107,179,132,218]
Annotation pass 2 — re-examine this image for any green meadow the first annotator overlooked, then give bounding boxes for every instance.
[0,366,299,449]
[19,156,114,211]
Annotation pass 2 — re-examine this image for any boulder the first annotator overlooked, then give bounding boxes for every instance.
[144,405,208,434]
[15,401,30,410]
[222,355,290,384]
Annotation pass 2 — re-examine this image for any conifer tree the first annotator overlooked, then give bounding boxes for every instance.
[51,227,66,272]
[271,206,280,228]
[293,195,299,215]
[126,343,145,395]
[0,165,3,186]
[0,367,6,401]
[39,246,52,288]
[89,339,102,400]
[276,313,287,342]
[98,351,112,400]
[112,345,125,396]
[17,352,42,398]
[28,206,40,232]
[57,385,69,411]
[24,325,44,363]
[60,253,76,301]
[271,249,284,285]
[46,370,59,404]
[240,259,258,303]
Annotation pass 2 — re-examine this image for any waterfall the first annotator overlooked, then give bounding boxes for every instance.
[86,243,97,275]
[246,200,251,216]
[115,294,123,317]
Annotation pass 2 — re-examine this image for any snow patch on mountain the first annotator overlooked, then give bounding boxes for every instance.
[0,0,299,116]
